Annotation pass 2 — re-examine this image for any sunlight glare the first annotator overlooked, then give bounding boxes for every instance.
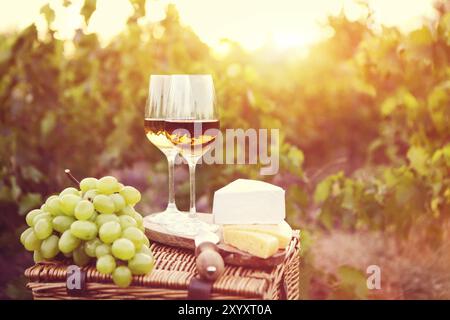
[0,0,437,52]
[87,0,134,40]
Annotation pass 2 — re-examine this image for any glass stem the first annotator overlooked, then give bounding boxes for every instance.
[188,162,197,218]
[166,152,178,213]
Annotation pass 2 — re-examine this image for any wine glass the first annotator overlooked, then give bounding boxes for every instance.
[144,75,219,236]
[144,75,180,216]
[165,75,219,219]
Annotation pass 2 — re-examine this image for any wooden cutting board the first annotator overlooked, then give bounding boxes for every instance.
[143,212,287,268]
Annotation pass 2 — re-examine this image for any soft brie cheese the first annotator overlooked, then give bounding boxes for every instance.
[223,221,292,249]
[212,179,285,225]
[223,228,279,259]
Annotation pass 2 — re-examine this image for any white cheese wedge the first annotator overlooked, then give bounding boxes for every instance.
[223,221,292,249]
[222,228,279,259]
[212,179,285,225]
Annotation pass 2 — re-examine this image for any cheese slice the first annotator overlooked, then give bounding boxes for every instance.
[222,228,279,259]
[213,179,285,225]
[223,221,292,249]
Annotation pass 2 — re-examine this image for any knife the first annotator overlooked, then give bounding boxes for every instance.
[194,230,224,281]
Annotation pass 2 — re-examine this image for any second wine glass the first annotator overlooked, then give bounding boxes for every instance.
[166,75,220,219]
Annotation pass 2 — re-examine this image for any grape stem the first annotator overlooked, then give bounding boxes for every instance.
[64,169,80,186]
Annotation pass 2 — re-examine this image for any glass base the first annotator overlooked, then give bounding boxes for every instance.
[145,210,218,237]
[164,202,180,214]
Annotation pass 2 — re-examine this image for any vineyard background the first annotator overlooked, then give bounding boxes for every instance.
[1,0,450,299]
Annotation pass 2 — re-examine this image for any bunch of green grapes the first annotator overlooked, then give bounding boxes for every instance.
[20,176,154,288]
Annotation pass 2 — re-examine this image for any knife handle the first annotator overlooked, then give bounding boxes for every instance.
[195,242,225,281]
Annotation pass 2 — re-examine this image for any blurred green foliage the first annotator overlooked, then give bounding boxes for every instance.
[0,0,449,299]
[313,6,450,243]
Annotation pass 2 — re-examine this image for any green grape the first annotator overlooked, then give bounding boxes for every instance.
[52,216,75,233]
[84,238,102,257]
[40,234,60,259]
[122,227,145,250]
[24,231,42,251]
[99,221,121,244]
[34,218,53,240]
[79,177,98,193]
[111,238,135,260]
[112,266,132,288]
[142,234,150,247]
[60,194,82,216]
[45,195,58,204]
[96,254,116,274]
[58,230,81,253]
[74,200,95,220]
[33,250,44,263]
[63,251,73,258]
[26,209,44,227]
[32,212,52,225]
[95,213,119,227]
[70,220,98,240]
[119,215,137,230]
[73,244,90,267]
[138,244,152,256]
[95,243,111,258]
[46,196,63,216]
[40,203,48,212]
[59,187,80,197]
[119,205,136,216]
[97,176,120,195]
[110,194,126,212]
[120,186,141,206]
[132,211,144,227]
[93,194,115,214]
[83,189,98,202]
[20,227,34,245]
[89,210,98,222]
[128,253,154,275]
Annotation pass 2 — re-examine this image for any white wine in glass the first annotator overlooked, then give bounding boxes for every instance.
[165,119,220,159]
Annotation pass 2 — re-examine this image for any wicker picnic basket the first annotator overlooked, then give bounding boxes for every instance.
[25,231,300,300]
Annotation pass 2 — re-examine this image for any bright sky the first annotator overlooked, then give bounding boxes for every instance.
[0,0,437,50]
